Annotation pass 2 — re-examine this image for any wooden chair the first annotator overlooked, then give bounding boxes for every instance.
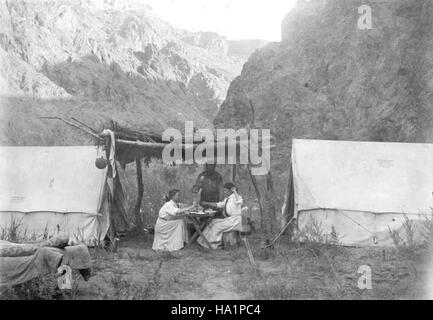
[222,231,241,249]
[222,210,252,249]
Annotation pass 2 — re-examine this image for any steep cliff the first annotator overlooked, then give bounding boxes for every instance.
[0,0,265,145]
[215,0,433,172]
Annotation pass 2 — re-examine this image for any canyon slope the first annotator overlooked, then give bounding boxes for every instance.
[0,0,266,145]
[215,0,433,172]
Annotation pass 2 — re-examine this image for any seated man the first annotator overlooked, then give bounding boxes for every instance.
[197,183,244,249]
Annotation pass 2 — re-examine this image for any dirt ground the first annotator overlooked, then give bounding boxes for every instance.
[72,233,432,300]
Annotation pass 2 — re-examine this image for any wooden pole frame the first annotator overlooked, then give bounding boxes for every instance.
[247,165,264,232]
[231,164,237,183]
[133,158,145,233]
[281,158,295,234]
[105,136,116,244]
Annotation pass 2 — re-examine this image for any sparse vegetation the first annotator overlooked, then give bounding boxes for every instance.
[233,237,424,300]
[1,274,59,300]
[421,213,433,244]
[0,218,24,242]
[1,220,429,300]
[0,270,83,300]
[290,217,346,258]
[231,216,429,300]
[388,215,427,258]
[105,260,163,300]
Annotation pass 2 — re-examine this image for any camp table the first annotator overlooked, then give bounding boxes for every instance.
[184,211,216,248]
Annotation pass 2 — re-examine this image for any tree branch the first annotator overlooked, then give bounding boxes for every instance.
[40,116,102,140]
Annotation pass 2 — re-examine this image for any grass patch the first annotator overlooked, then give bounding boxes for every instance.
[104,260,164,300]
[0,271,82,300]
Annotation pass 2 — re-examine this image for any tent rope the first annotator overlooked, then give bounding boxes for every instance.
[339,211,375,235]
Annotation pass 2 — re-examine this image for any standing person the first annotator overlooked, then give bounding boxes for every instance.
[197,183,244,249]
[192,161,224,217]
[152,189,197,252]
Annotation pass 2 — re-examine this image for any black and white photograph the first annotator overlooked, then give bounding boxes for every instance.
[0,0,433,304]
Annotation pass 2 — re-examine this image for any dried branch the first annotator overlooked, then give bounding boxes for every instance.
[40,116,102,140]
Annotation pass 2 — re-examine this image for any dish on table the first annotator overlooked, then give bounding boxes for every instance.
[188,209,216,215]
[204,209,217,214]
[188,210,205,214]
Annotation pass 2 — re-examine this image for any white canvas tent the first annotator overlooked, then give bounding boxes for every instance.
[282,139,433,247]
[0,146,128,245]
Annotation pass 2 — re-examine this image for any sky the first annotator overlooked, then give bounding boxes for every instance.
[141,0,298,41]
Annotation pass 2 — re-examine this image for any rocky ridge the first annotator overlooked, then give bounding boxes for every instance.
[215,0,433,173]
[0,0,266,145]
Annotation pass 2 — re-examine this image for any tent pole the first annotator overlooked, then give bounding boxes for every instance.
[134,158,144,233]
[281,157,294,233]
[287,165,294,218]
[105,136,116,246]
[248,165,265,232]
[265,171,277,233]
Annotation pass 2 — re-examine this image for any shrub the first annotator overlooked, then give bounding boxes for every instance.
[0,218,24,242]
[0,270,84,300]
[421,214,433,244]
[291,217,344,257]
[0,275,59,300]
[388,215,420,258]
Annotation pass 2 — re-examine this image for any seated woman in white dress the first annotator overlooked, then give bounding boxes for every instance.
[197,183,244,249]
[152,189,197,252]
